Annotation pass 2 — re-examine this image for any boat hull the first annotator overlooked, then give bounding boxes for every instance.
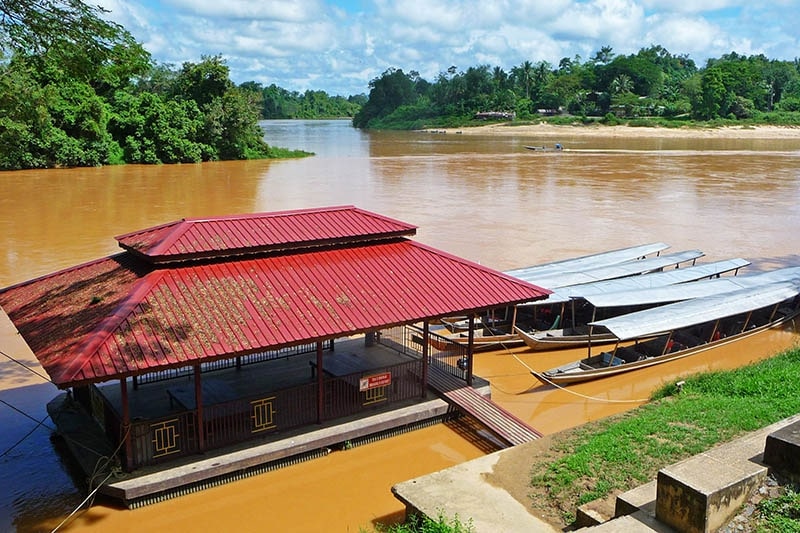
[534,310,800,384]
[515,326,618,351]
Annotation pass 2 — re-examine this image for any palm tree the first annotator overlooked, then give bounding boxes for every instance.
[513,60,535,99]
[610,74,634,95]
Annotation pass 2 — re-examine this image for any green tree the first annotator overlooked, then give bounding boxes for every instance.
[0,0,148,78]
[108,90,209,164]
[512,60,535,99]
[172,55,233,108]
[353,68,418,128]
[202,87,270,159]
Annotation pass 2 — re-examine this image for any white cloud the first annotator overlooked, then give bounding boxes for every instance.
[640,0,745,14]
[94,0,800,96]
[161,0,323,22]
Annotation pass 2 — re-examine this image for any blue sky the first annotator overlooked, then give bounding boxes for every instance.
[99,0,800,96]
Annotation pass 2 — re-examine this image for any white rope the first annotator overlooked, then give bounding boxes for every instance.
[50,470,115,533]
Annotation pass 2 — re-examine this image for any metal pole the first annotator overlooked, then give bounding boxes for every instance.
[194,365,205,451]
[467,315,475,386]
[422,321,430,398]
[316,342,324,424]
[120,378,133,471]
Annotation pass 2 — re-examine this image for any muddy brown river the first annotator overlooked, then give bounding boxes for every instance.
[1,120,799,531]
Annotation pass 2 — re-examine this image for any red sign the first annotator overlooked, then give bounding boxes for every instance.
[359,372,391,391]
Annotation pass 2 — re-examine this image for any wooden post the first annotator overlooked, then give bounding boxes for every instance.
[194,365,205,451]
[421,321,430,398]
[120,378,133,472]
[467,315,475,386]
[316,341,324,424]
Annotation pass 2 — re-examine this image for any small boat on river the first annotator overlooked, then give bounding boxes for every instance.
[525,143,564,152]
[532,280,800,384]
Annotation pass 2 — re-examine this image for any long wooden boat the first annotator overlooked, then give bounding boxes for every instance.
[533,280,800,384]
[516,325,618,351]
[521,249,704,290]
[449,257,753,352]
[515,264,800,351]
[533,258,751,306]
[505,242,669,283]
[430,328,525,351]
[457,249,704,347]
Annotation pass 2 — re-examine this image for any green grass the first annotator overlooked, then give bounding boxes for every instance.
[757,489,800,532]
[530,347,800,524]
[368,512,474,533]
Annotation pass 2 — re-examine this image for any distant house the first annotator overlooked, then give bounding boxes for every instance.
[474,111,516,120]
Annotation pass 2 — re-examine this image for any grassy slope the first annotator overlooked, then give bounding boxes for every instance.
[529,347,800,524]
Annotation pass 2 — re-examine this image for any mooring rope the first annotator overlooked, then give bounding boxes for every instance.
[492,341,652,404]
[0,348,53,384]
[50,470,115,533]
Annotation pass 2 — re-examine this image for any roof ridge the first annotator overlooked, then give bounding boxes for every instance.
[0,253,129,294]
[408,240,552,295]
[181,205,356,224]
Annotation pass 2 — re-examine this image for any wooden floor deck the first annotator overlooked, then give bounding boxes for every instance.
[427,366,541,447]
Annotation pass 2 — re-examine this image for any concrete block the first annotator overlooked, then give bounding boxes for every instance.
[575,504,606,528]
[616,480,656,518]
[763,421,800,482]
[587,510,676,532]
[655,454,766,533]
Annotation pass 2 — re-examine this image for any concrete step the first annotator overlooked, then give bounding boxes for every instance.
[763,419,800,482]
[615,480,656,519]
[582,510,675,532]
[654,426,776,533]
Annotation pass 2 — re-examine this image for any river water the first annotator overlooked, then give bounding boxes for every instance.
[2,120,800,532]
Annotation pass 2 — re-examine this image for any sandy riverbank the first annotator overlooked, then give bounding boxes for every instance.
[433,122,800,139]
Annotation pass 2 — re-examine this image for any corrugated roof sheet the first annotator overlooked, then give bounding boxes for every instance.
[0,209,549,388]
[505,242,669,280]
[519,258,751,306]
[590,280,800,340]
[115,205,417,263]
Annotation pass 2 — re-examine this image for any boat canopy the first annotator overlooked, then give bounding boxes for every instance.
[590,280,800,341]
[518,258,750,306]
[583,265,800,309]
[523,249,704,289]
[505,242,668,282]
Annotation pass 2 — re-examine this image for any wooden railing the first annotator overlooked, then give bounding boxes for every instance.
[321,358,424,420]
[132,341,334,387]
[122,358,424,469]
[405,325,469,381]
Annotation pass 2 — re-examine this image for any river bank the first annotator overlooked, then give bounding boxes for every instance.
[433,122,800,139]
[477,345,800,531]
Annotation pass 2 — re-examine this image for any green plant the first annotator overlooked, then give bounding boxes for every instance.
[757,488,800,532]
[370,512,474,532]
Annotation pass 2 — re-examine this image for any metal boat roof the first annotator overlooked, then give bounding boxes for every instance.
[523,249,704,289]
[520,258,751,306]
[505,242,669,281]
[583,266,800,308]
[590,280,800,341]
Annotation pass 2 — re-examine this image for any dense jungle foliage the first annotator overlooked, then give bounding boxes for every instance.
[353,46,800,130]
[0,0,319,170]
[4,1,800,169]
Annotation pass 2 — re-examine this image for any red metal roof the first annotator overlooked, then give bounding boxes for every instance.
[0,208,549,388]
[116,205,417,263]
